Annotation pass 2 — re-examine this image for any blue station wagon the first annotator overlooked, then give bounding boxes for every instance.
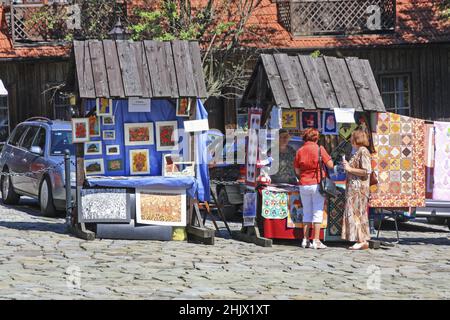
[0,117,76,216]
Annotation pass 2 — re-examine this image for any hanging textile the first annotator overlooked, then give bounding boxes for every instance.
[432,122,450,201]
[261,189,289,219]
[425,124,435,199]
[369,112,426,208]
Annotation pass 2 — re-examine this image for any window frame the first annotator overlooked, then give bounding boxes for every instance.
[379,74,412,116]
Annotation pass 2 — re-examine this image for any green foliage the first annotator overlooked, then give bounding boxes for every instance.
[310,50,321,58]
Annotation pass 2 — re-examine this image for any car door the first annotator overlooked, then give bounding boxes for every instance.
[7,125,29,190]
[15,126,40,194]
[26,127,47,196]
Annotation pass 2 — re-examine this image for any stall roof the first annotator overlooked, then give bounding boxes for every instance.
[242,53,386,112]
[73,40,208,99]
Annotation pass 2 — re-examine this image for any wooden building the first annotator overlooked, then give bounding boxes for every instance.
[220,0,450,129]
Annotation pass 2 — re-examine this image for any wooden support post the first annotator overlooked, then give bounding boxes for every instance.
[232,226,272,247]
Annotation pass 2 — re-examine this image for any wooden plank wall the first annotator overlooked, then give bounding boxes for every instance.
[0,59,70,129]
[323,44,450,120]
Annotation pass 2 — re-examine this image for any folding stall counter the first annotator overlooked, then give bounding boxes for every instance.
[238,53,386,246]
[67,40,214,244]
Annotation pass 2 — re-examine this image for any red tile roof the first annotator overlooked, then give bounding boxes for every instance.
[0,6,70,60]
[244,0,450,49]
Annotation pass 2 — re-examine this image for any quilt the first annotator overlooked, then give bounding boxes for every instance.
[261,189,288,219]
[432,122,450,201]
[369,112,426,208]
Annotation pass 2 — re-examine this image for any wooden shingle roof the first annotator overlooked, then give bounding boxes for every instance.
[73,40,207,99]
[242,53,386,112]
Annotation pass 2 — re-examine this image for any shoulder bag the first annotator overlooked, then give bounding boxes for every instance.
[318,146,339,197]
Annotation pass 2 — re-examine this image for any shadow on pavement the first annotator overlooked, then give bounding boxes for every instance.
[0,221,68,235]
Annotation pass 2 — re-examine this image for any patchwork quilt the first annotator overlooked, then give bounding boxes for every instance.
[369,113,426,208]
[432,122,450,201]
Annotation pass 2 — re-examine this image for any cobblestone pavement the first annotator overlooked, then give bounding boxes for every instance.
[0,199,450,300]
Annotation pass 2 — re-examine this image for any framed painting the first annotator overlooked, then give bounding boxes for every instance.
[322,111,338,135]
[96,98,113,116]
[130,149,150,175]
[286,191,304,228]
[243,193,257,218]
[107,159,123,172]
[84,141,102,156]
[84,159,105,176]
[246,110,262,186]
[106,145,120,156]
[282,110,298,129]
[89,115,100,138]
[135,188,187,226]
[124,123,154,146]
[102,116,115,126]
[156,121,179,151]
[300,111,321,130]
[79,188,131,223]
[103,130,116,141]
[176,98,192,117]
[71,118,89,143]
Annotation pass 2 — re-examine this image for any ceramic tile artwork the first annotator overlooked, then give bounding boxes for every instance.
[261,190,288,219]
[432,122,450,201]
[369,112,426,208]
[80,189,130,222]
[246,111,261,185]
[425,124,435,199]
[136,189,187,226]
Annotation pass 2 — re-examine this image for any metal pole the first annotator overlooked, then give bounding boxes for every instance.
[64,149,72,226]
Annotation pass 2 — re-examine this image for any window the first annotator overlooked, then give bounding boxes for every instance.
[0,95,9,144]
[20,126,40,150]
[32,127,46,151]
[9,125,27,147]
[51,130,74,156]
[380,75,411,116]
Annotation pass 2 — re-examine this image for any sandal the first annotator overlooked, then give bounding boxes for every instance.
[348,242,369,250]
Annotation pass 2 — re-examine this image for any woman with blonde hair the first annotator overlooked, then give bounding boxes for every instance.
[342,129,372,250]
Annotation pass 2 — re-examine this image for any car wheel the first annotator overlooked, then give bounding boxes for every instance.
[39,176,57,217]
[217,188,239,221]
[1,170,20,205]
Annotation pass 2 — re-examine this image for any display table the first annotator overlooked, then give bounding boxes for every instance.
[86,176,198,198]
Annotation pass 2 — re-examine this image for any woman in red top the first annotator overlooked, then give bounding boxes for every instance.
[294,128,334,249]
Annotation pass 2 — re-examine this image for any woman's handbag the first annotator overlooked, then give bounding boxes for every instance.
[369,171,378,186]
[318,146,339,197]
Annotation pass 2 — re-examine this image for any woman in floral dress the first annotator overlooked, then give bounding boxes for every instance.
[342,129,372,250]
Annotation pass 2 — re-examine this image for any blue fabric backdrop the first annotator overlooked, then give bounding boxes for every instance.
[84,98,210,201]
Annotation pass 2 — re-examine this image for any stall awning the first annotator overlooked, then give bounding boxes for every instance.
[73,40,208,99]
[0,80,7,96]
[241,53,386,112]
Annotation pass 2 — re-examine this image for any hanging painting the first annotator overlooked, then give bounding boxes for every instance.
[71,118,90,143]
[176,98,192,117]
[286,192,304,228]
[96,98,113,116]
[84,141,102,156]
[124,123,154,146]
[103,130,116,141]
[282,110,298,129]
[102,116,115,126]
[432,122,450,201]
[136,188,187,226]
[322,111,338,135]
[107,159,123,172]
[425,124,435,199]
[130,149,150,175]
[84,159,105,176]
[79,189,131,223]
[106,145,120,156]
[369,112,426,208]
[156,121,179,151]
[300,111,321,130]
[243,193,257,218]
[89,115,100,138]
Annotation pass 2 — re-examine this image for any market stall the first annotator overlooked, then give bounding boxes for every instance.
[67,39,214,243]
[237,53,386,246]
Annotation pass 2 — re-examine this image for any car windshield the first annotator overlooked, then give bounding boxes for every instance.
[51,130,74,156]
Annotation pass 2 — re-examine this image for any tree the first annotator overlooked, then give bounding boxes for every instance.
[129,0,264,99]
